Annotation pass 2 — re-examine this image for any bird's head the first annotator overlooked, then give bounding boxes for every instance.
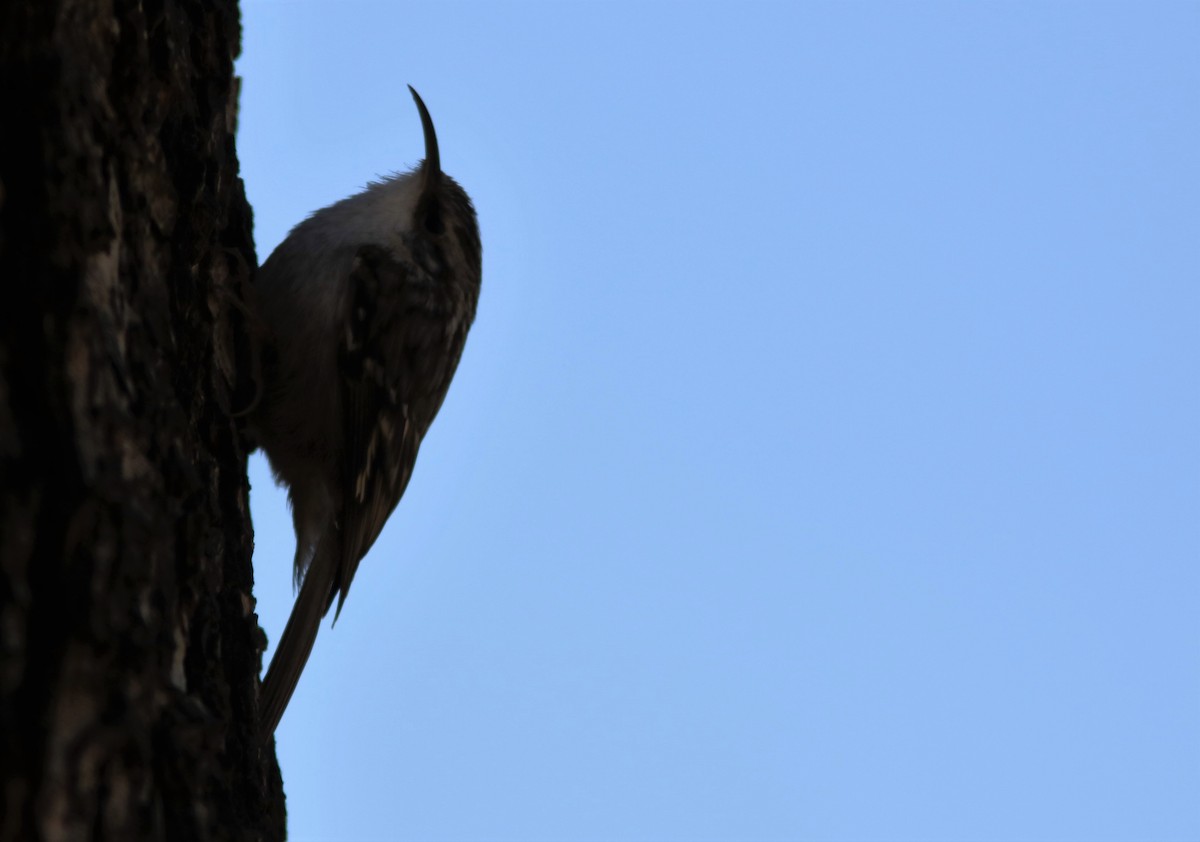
[404,86,481,292]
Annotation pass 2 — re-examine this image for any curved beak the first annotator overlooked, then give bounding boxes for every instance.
[408,85,442,191]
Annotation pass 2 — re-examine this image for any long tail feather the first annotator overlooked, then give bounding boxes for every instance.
[260,536,337,734]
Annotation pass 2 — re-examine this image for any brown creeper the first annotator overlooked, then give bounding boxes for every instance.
[250,87,482,734]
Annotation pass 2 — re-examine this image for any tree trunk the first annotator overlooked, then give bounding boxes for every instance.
[0,1,284,839]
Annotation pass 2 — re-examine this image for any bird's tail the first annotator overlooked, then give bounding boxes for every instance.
[260,534,337,734]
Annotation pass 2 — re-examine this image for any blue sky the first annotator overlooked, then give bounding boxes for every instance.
[237,3,1199,840]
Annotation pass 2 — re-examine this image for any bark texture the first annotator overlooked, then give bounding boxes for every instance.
[0,1,283,839]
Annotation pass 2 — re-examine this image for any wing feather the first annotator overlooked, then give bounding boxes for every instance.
[332,244,466,618]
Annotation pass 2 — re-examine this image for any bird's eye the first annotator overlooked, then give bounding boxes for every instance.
[422,200,445,235]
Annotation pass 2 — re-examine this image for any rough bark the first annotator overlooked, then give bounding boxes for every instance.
[0,1,284,840]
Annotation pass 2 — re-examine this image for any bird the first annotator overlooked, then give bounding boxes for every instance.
[249,86,481,734]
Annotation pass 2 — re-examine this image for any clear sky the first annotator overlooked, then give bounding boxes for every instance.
[236,3,1199,840]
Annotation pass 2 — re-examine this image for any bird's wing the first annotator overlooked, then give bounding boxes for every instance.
[335,241,475,617]
[334,245,425,618]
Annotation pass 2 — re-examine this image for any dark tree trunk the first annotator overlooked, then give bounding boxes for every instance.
[0,1,284,839]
